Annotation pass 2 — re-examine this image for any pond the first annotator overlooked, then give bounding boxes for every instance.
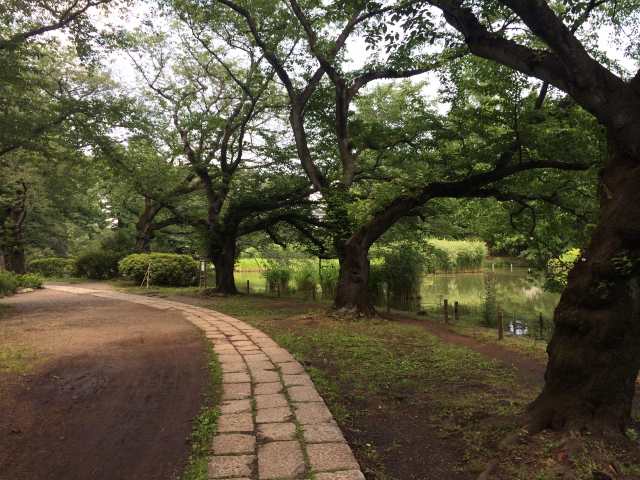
[235,266,560,324]
[417,268,560,329]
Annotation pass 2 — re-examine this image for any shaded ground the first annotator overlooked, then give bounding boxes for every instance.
[0,288,208,480]
[386,313,546,389]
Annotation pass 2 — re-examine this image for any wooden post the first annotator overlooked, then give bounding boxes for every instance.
[443,299,449,324]
[491,262,495,272]
[277,283,281,297]
[510,263,513,272]
[204,261,207,288]
[246,280,250,294]
[146,263,151,289]
[498,308,504,340]
[312,286,316,301]
[454,301,459,323]
[539,313,544,339]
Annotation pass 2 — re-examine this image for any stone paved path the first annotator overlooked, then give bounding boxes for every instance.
[47,285,364,480]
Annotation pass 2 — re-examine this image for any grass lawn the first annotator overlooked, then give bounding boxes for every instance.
[114,285,640,479]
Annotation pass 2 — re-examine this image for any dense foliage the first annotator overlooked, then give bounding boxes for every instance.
[0,270,43,296]
[426,239,487,273]
[118,253,199,286]
[28,257,76,277]
[545,248,581,293]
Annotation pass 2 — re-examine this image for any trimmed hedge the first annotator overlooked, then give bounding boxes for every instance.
[119,253,199,286]
[28,257,76,277]
[76,249,123,280]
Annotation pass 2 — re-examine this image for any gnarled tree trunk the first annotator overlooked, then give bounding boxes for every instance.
[333,236,376,316]
[211,233,238,295]
[2,182,27,274]
[135,198,161,253]
[135,227,154,253]
[4,248,25,274]
[529,139,640,434]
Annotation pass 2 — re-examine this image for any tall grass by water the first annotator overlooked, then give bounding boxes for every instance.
[426,239,487,273]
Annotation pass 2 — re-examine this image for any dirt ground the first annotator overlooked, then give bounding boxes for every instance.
[388,313,546,388]
[0,288,208,480]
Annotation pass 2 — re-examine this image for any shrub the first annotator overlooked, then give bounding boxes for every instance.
[368,263,386,305]
[377,245,425,310]
[75,248,122,279]
[294,261,318,297]
[119,253,199,286]
[28,257,75,277]
[545,248,580,292]
[0,270,18,296]
[319,263,339,300]
[17,273,43,289]
[262,261,291,294]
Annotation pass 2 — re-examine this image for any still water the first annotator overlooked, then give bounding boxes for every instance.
[419,269,560,320]
[235,267,560,321]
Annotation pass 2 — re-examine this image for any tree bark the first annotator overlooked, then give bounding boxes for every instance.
[2,183,27,274]
[528,138,640,434]
[135,227,153,253]
[135,198,162,253]
[333,236,376,316]
[4,248,26,274]
[211,234,238,295]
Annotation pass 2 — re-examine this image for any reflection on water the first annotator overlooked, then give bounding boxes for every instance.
[419,268,560,320]
[235,266,561,322]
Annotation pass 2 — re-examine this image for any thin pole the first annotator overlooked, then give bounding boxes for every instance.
[539,313,544,339]
[204,261,207,288]
[443,299,449,324]
[498,308,504,340]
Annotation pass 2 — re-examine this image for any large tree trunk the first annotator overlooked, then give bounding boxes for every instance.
[135,226,153,253]
[333,236,376,316]
[135,198,161,253]
[212,234,238,295]
[4,248,25,274]
[2,182,27,274]
[528,139,640,434]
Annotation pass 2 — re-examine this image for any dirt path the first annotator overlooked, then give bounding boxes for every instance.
[41,285,365,480]
[388,314,546,388]
[0,288,208,480]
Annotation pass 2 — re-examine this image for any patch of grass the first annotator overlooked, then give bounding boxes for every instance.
[180,339,223,480]
[0,346,35,373]
[449,323,549,362]
[265,319,530,473]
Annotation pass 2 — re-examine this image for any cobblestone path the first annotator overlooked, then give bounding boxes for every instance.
[47,285,364,480]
